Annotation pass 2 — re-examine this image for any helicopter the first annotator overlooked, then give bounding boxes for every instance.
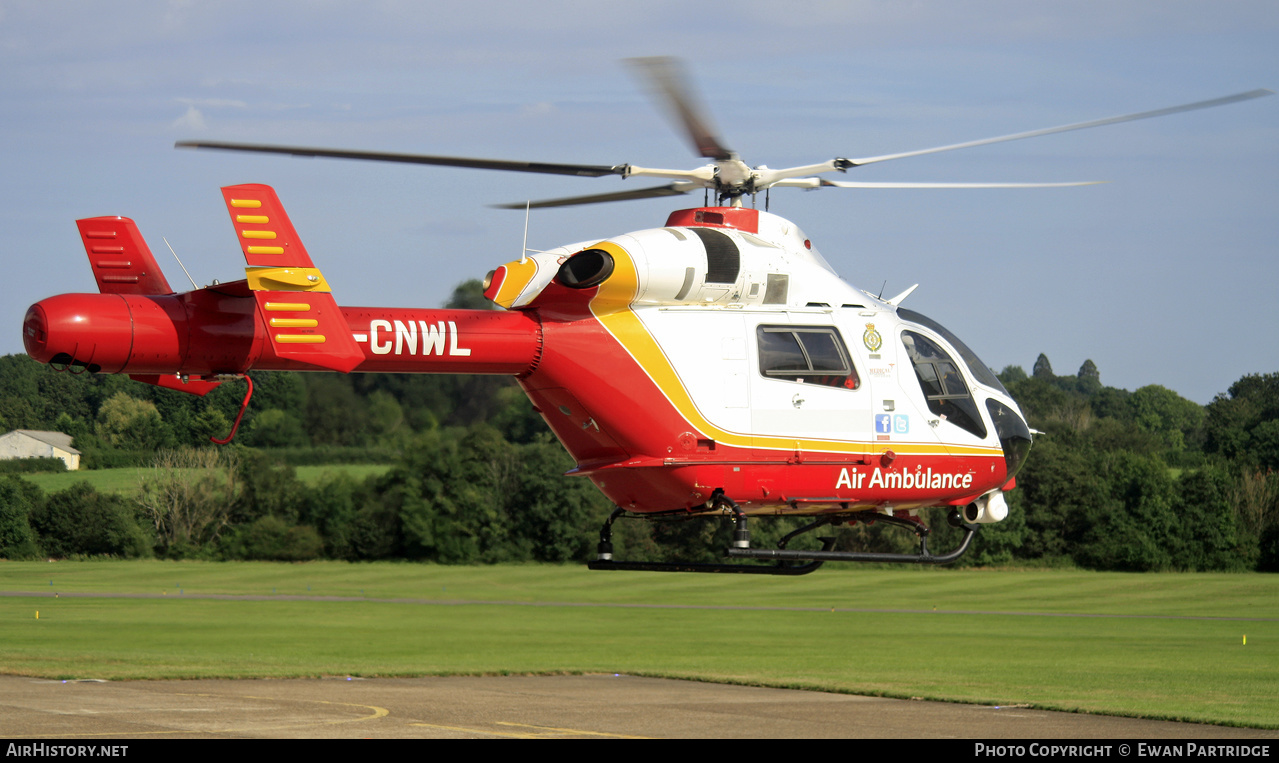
[21,59,1272,574]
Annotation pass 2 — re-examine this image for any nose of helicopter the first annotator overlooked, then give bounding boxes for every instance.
[986,398,1032,482]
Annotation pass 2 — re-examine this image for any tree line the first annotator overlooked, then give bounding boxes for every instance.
[0,283,1276,569]
[975,357,1279,571]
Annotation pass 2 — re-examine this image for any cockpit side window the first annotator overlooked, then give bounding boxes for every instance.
[757,326,860,389]
[901,330,987,438]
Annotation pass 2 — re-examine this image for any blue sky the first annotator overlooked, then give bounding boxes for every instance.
[2,1,1275,404]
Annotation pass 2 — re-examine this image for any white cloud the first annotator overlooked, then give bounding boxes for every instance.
[171,104,206,131]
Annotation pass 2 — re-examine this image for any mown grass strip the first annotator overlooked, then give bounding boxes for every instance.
[3,561,1276,618]
[2,593,1274,728]
[21,464,391,496]
[2,562,1276,728]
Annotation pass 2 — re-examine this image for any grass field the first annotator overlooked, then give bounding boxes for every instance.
[21,464,391,495]
[1,561,1276,728]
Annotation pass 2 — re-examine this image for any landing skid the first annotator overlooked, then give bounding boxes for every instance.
[587,497,979,575]
[727,510,979,566]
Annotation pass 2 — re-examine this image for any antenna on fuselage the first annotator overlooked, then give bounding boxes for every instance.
[520,201,530,264]
[162,236,199,291]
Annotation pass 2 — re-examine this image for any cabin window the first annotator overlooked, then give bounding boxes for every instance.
[757,326,860,389]
[901,330,987,438]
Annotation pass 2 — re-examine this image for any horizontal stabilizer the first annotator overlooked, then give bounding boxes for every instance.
[76,217,174,295]
[254,291,365,373]
[129,374,221,396]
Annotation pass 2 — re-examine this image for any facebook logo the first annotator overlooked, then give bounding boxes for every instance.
[875,414,892,434]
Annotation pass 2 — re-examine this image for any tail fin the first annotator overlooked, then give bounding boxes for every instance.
[219,184,364,373]
[75,218,217,395]
[76,217,174,295]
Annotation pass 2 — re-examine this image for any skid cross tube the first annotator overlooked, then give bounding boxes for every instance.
[728,514,979,565]
[587,555,829,575]
[587,502,831,576]
[588,503,980,572]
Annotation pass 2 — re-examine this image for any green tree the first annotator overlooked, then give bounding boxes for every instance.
[1128,384,1204,452]
[490,385,551,444]
[1032,353,1054,379]
[507,441,608,562]
[244,408,309,448]
[446,279,497,311]
[231,451,308,526]
[30,483,151,558]
[1232,468,1279,571]
[1077,359,1101,395]
[95,392,170,450]
[137,448,241,557]
[304,375,368,446]
[0,354,49,429]
[1173,467,1251,571]
[1089,386,1132,421]
[51,411,89,446]
[300,472,368,559]
[0,475,42,559]
[249,371,307,415]
[1204,373,1279,466]
[1013,438,1112,560]
[1248,420,1279,471]
[367,390,406,440]
[1075,451,1179,571]
[221,515,324,561]
[375,430,483,562]
[998,365,1028,386]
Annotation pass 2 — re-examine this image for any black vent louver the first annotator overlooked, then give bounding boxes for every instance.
[690,227,739,284]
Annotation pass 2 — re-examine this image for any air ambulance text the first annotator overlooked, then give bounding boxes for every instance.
[836,466,973,491]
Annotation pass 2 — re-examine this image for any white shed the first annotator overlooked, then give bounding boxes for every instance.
[0,430,81,471]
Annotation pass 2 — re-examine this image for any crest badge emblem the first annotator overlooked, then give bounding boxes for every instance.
[863,323,883,353]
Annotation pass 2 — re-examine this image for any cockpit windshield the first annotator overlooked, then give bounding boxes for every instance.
[901,330,987,439]
[897,308,1008,395]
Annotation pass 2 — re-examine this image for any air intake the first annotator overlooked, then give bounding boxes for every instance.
[690,228,739,284]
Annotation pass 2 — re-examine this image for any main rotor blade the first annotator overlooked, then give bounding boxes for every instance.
[818,179,1104,188]
[846,89,1274,167]
[493,183,698,209]
[627,56,734,161]
[175,141,626,178]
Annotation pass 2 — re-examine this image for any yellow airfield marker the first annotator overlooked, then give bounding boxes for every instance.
[35,611,39,619]
[1243,635,1247,645]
